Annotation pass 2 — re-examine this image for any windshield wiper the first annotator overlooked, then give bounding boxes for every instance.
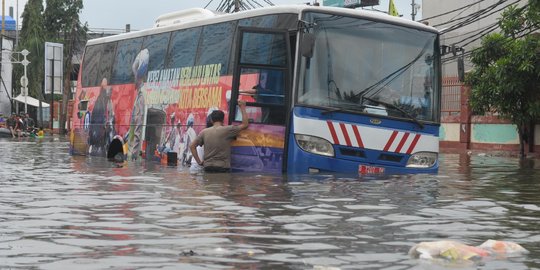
[353,39,432,101]
[321,107,345,115]
[362,96,424,129]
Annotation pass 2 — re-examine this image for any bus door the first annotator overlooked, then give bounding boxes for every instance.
[230,27,291,173]
[144,109,166,161]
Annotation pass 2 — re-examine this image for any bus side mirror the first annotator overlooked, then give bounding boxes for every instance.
[301,33,315,58]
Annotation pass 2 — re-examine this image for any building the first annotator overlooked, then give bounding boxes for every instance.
[422,0,539,154]
[422,0,527,78]
[0,35,14,116]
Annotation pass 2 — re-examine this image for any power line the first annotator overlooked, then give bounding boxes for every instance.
[437,0,509,29]
[204,0,215,9]
[433,0,507,27]
[207,0,274,13]
[440,0,521,34]
[442,21,499,41]
[444,2,477,23]
[453,22,500,46]
[444,3,529,49]
[442,25,539,63]
[420,0,489,22]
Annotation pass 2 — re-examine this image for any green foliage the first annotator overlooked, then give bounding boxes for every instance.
[43,0,84,40]
[15,0,45,99]
[465,1,540,156]
[14,0,87,101]
[42,0,87,82]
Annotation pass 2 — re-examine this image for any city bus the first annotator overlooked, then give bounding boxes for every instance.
[70,5,441,174]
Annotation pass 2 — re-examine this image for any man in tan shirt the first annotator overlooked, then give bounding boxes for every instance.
[190,100,249,172]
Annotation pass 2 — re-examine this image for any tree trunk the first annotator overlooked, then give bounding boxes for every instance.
[518,124,525,158]
[59,74,70,134]
[59,21,77,135]
[528,120,535,153]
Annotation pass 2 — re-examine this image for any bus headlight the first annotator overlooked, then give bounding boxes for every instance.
[406,152,438,168]
[295,134,334,157]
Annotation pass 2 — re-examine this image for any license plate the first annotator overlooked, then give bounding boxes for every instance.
[359,165,385,174]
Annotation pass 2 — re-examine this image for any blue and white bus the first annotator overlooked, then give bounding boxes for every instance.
[71,5,441,174]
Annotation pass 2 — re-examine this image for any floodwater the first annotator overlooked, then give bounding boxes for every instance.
[1,137,539,270]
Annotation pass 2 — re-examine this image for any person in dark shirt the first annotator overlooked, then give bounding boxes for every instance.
[25,113,35,130]
[190,100,249,173]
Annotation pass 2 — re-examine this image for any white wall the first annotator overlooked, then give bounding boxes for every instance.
[0,37,14,116]
[440,123,460,142]
[421,0,527,77]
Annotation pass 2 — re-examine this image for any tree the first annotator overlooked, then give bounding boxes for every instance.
[16,0,86,131]
[43,0,87,134]
[466,1,540,157]
[15,0,45,100]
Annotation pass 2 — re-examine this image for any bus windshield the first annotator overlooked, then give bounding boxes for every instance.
[298,12,440,123]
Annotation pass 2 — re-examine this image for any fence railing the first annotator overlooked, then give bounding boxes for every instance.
[441,76,462,116]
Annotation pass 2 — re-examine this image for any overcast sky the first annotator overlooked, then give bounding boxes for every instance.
[4,0,419,31]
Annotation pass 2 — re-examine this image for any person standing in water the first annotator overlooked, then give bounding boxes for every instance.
[190,100,249,173]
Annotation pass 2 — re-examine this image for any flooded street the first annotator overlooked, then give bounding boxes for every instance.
[1,137,539,269]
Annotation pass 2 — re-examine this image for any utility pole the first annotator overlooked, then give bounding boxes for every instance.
[411,0,416,21]
[50,54,54,131]
[20,49,29,113]
[234,0,240,12]
[411,0,421,21]
[2,49,31,113]
[15,0,18,46]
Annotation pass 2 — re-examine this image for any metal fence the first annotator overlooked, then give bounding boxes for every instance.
[441,76,462,116]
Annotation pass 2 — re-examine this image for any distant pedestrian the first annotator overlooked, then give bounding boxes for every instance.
[6,113,16,138]
[25,113,35,130]
[37,127,44,138]
[190,100,249,173]
[14,114,24,137]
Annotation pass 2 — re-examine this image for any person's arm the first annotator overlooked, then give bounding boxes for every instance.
[239,89,256,95]
[237,100,249,130]
[239,84,261,95]
[190,137,203,166]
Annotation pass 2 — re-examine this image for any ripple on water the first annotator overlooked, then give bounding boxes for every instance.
[1,139,539,269]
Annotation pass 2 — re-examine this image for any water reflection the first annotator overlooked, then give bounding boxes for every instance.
[0,137,539,269]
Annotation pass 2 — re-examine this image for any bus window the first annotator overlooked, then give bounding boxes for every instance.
[99,43,117,85]
[237,68,285,124]
[238,14,297,30]
[142,32,170,72]
[240,32,287,66]
[111,38,144,85]
[82,45,101,87]
[238,15,277,28]
[167,27,202,69]
[275,14,299,29]
[82,43,116,87]
[197,21,237,75]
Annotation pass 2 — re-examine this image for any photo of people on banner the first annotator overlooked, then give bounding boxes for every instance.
[72,47,284,172]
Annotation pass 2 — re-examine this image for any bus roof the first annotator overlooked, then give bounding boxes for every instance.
[87,5,438,46]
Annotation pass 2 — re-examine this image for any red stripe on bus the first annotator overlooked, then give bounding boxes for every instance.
[395,132,410,153]
[406,134,422,154]
[339,123,352,146]
[327,121,339,145]
[351,125,364,148]
[383,131,398,152]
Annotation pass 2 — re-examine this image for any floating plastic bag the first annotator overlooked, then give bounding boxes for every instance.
[409,240,527,264]
[478,239,529,256]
